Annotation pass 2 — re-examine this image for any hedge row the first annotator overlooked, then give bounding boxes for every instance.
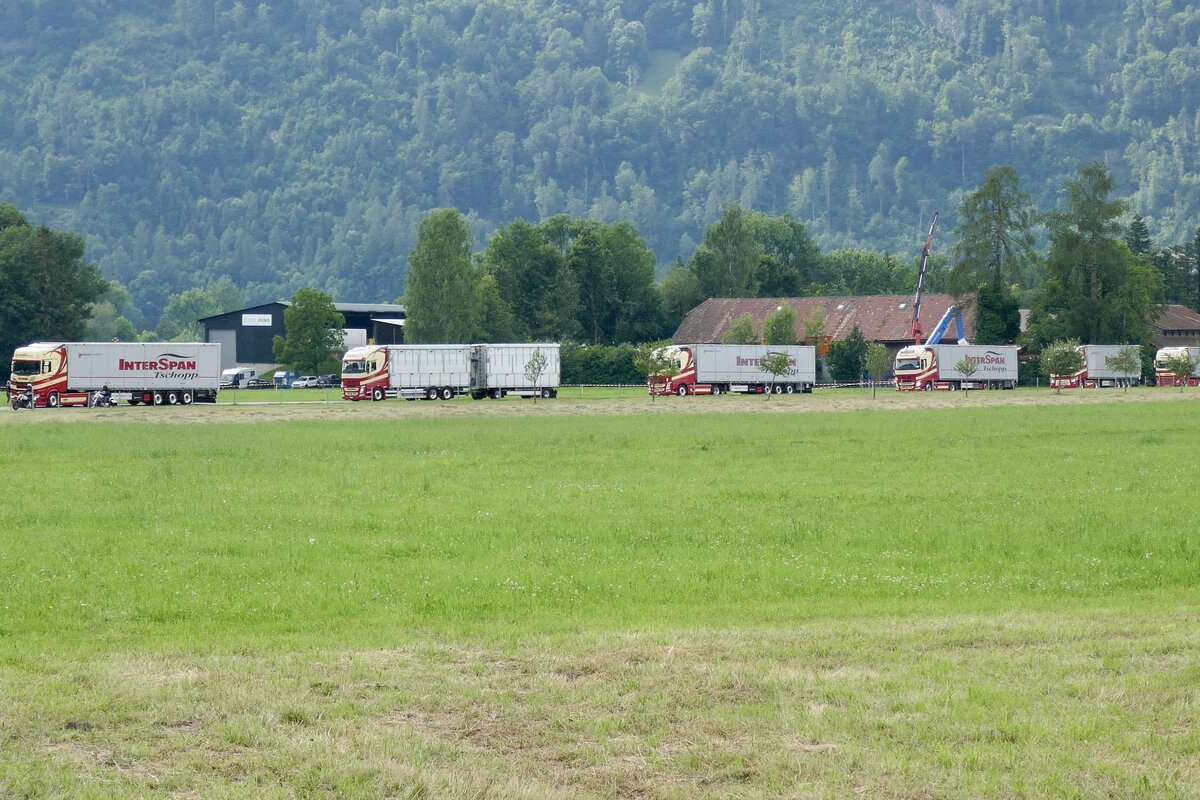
[561,342,642,385]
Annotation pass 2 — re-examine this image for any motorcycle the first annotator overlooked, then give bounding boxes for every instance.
[10,389,33,410]
[89,390,118,408]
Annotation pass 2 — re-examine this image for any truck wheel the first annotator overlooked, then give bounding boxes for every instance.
[181,391,193,405]
[425,387,438,401]
[152,391,165,406]
[471,391,485,400]
[371,387,384,402]
[540,387,551,399]
[784,384,795,394]
[167,391,180,404]
[489,388,502,400]
[711,385,721,396]
[47,392,60,408]
[773,384,783,394]
[440,386,453,400]
[922,383,933,392]
[676,384,688,397]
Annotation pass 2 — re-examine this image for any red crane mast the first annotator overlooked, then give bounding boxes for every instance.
[909,212,939,345]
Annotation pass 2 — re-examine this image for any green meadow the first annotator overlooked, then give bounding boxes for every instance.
[2,396,1198,798]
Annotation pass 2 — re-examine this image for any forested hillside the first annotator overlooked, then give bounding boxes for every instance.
[1,0,1198,325]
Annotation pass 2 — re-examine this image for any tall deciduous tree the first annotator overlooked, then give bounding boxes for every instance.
[949,165,1034,343]
[1,205,105,381]
[157,288,220,341]
[1189,227,1200,311]
[660,260,703,330]
[691,204,760,298]
[484,219,577,341]
[86,280,138,343]
[567,227,614,344]
[474,271,518,342]
[272,288,345,373]
[599,222,663,343]
[750,213,820,296]
[1029,164,1162,347]
[827,324,868,384]
[405,209,477,343]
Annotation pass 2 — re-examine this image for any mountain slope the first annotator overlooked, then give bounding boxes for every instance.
[0,0,1197,324]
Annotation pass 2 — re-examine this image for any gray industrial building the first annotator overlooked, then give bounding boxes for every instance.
[199,301,405,373]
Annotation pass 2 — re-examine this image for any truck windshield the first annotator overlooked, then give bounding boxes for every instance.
[894,358,922,372]
[342,360,366,375]
[10,360,41,377]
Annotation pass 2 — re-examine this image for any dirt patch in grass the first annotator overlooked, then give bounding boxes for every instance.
[4,387,1198,426]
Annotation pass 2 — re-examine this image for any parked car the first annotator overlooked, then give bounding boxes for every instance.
[317,374,341,388]
[245,378,274,389]
[292,376,319,388]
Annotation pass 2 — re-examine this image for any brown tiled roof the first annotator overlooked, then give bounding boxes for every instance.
[1153,304,1200,333]
[1151,304,1200,348]
[672,295,976,344]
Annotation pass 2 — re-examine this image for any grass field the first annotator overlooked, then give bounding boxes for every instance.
[2,391,1198,798]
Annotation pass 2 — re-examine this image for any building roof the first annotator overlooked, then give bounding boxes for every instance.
[1153,304,1200,332]
[199,301,405,323]
[332,302,406,314]
[1150,303,1200,348]
[672,295,975,345]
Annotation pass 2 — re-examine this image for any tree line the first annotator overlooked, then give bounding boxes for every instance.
[401,206,941,348]
[3,157,1199,381]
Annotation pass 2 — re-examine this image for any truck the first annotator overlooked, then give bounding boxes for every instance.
[893,344,1018,391]
[341,344,473,400]
[8,342,221,408]
[893,212,1018,393]
[340,343,561,401]
[649,344,816,396]
[1050,345,1142,389]
[1153,346,1200,387]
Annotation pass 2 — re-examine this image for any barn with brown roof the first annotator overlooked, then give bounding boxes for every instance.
[1152,304,1200,348]
[672,295,976,349]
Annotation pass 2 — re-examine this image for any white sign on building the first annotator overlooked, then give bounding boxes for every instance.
[241,314,273,327]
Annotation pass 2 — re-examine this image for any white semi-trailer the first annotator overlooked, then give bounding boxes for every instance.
[470,343,560,399]
[8,342,221,408]
[341,343,560,401]
[650,344,816,396]
[893,344,1018,391]
[1050,345,1142,389]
